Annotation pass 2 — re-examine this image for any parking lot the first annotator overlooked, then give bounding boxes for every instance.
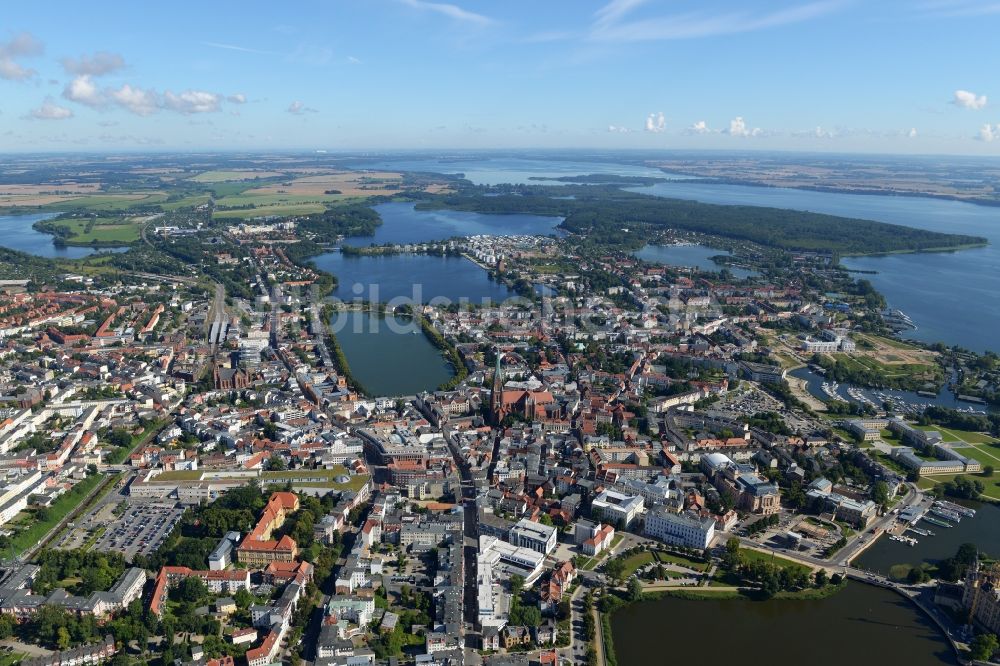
[90,502,184,560]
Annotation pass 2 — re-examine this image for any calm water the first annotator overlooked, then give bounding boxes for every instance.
[635,243,758,279]
[0,213,129,259]
[342,202,562,247]
[789,366,965,411]
[313,252,515,304]
[348,156,677,186]
[612,584,955,666]
[854,501,1000,575]
[632,180,1000,353]
[328,310,454,397]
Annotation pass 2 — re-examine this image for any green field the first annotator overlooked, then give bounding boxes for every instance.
[160,193,212,210]
[212,202,328,219]
[46,216,142,244]
[41,192,168,211]
[189,170,286,183]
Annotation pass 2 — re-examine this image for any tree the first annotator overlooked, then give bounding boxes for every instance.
[56,626,71,650]
[970,633,999,662]
[814,570,828,588]
[265,455,286,471]
[871,480,890,507]
[603,558,626,583]
[983,465,995,477]
[627,577,643,601]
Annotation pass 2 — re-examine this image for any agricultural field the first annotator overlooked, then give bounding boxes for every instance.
[242,170,405,198]
[1,191,167,212]
[188,169,286,182]
[212,202,330,219]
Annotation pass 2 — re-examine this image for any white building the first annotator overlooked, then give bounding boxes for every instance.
[591,489,644,527]
[509,518,557,555]
[644,508,716,549]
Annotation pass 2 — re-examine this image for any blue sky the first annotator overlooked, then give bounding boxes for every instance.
[3,0,1000,154]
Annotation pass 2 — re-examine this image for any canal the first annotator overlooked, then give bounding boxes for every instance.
[611,584,956,666]
[328,309,454,397]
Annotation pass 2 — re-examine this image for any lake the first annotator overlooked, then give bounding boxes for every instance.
[347,155,678,186]
[0,213,129,259]
[854,500,1000,575]
[328,310,454,397]
[342,202,562,247]
[611,584,956,666]
[635,243,758,279]
[312,252,516,305]
[631,180,1000,353]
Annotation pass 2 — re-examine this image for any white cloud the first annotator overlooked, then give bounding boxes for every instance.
[726,116,762,137]
[63,75,105,107]
[347,56,362,64]
[978,123,998,142]
[688,120,711,134]
[27,98,73,120]
[287,100,317,115]
[108,84,160,116]
[907,127,918,138]
[590,1,845,42]
[63,76,232,116]
[953,89,987,110]
[0,32,43,81]
[608,124,632,133]
[399,0,494,25]
[163,90,222,114]
[644,111,665,133]
[60,51,125,76]
[814,125,835,138]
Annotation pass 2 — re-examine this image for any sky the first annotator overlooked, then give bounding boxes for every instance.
[3,0,1000,154]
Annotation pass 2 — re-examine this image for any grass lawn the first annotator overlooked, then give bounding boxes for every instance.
[740,548,813,575]
[654,550,709,572]
[616,551,655,579]
[0,653,26,666]
[918,472,1000,500]
[8,473,104,555]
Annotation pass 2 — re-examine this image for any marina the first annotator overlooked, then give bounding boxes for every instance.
[929,506,962,524]
[922,516,955,529]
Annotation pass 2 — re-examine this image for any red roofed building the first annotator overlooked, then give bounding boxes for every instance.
[237,492,300,566]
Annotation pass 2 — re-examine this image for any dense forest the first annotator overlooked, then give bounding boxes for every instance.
[416,185,986,255]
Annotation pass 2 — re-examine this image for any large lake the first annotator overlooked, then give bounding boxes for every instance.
[349,158,1000,352]
[328,310,454,397]
[612,584,956,666]
[312,252,516,304]
[631,180,1000,353]
[0,213,129,259]
[347,156,678,186]
[342,202,562,247]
